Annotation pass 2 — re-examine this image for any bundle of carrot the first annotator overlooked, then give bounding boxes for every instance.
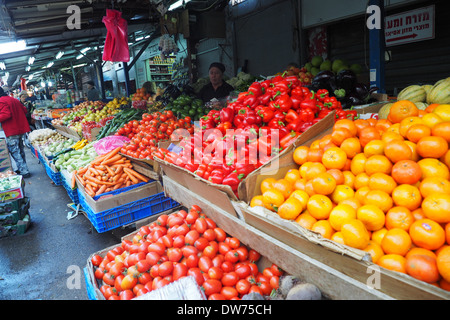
[71,147,149,198]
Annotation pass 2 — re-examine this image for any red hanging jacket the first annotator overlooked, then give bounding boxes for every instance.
[0,96,31,137]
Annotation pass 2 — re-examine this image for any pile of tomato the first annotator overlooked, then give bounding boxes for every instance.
[91,205,283,300]
[117,110,194,160]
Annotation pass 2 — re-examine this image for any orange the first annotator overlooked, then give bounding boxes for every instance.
[333,119,358,137]
[340,197,362,211]
[392,184,422,211]
[364,155,392,176]
[388,100,419,124]
[432,104,450,121]
[385,206,414,231]
[375,119,392,133]
[384,140,412,163]
[399,116,424,137]
[437,246,450,282]
[307,148,324,162]
[319,134,334,149]
[331,127,353,146]
[381,131,404,144]
[350,153,368,175]
[377,254,407,273]
[261,177,277,194]
[440,278,450,291]
[292,178,307,191]
[381,228,412,256]
[354,173,370,190]
[391,159,422,185]
[385,123,401,135]
[304,180,316,197]
[355,186,371,204]
[330,185,355,204]
[422,112,444,129]
[342,170,355,189]
[321,147,347,170]
[405,254,440,283]
[416,136,449,159]
[294,211,317,230]
[262,189,285,212]
[328,203,357,231]
[363,241,385,264]
[368,172,397,194]
[412,208,426,221]
[371,227,388,246]
[409,219,446,251]
[331,232,345,244]
[309,139,321,150]
[326,169,345,185]
[340,137,361,159]
[272,179,293,199]
[302,162,327,181]
[431,121,450,142]
[341,219,370,249]
[359,126,381,148]
[293,146,309,165]
[421,193,450,223]
[425,103,440,113]
[417,158,450,180]
[446,223,450,245]
[250,195,265,208]
[363,139,385,157]
[284,169,301,184]
[404,141,420,162]
[357,204,386,231]
[311,220,335,239]
[306,194,333,220]
[405,124,431,143]
[440,149,450,168]
[405,247,437,260]
[278,197,303,220]
[364,190,393,213]
[354,119,370,136]
[311,172,336,195]
[367,118,378,127]
[289,190,309,211]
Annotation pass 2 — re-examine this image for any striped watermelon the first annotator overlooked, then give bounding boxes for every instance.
[422,84,433,96]
[397,85,426,102]
[426,78,450,104]
[378,103,394,119]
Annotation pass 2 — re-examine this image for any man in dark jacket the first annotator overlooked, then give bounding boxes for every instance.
[198,62,234,106]
[0,87,31,177]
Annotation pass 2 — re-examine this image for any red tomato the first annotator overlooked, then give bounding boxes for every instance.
[208,293,226,300]
[136,260,151,273]
[161,235,173,248]
[225,249,239,263]
[236,247,248,261]
[221,271,239,287]
[221,260,234,273]
[198,256,213,273]
[94,267,106,280]
[167,247,183,262]
[185,210,199,225]
[208,266,224,280]
[91,254,103,267]
[172,235,185,248]
[158,261,174,277]
[185,254,199,268]
[109,262,125,277]
[271,264,283,276]
[214,228,227,242]
[203,244,218,258]
[195,218,208,234]
[114,274,124,292]
[202,279,222,297]
[259,281,273,295]
[121,274,138,291]
[221,286,238,300]
[173,263,188,281]
[212,255,224,268]
[181,245,198,258]
[138,272,152,285]
[103,272,116,286]
[249,285,263,295]
[146,251,161,266]
[227,237,240,249]
[236,279,251,295]
[156,214,169,227]
[235,264,251,279]
[270,275,280,290]
[187,268,204,286]
[176,223,190,236]
[148,243,166,256]
[119,289,135,300]
[205,217,217,229]
[185,230,200,246]
[194,237,209,251]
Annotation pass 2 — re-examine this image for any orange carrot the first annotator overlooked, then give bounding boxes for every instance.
[124,167,149,183]
[102,147,122,162]
[71,171,77,189]
[105,165,115,177]
[101,154,122,165]
[125,171,139,184]
[96,184,107,196]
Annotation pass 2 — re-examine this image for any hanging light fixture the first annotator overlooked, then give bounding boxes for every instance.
[56,51,65,59]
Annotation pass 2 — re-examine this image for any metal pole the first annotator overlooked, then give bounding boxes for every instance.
[70,61,78,92]
[368,0,386,93]
[123,62,131,97]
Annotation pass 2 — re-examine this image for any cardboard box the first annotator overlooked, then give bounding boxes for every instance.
[0,214,30,239]
[75,177,164,213]
[0,139,12,172]
[0,175,25,202]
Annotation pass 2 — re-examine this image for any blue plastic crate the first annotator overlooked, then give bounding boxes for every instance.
[61,173,79,204]
[77,187,179,233]
[44,160,62,185]
[83,267,98,300]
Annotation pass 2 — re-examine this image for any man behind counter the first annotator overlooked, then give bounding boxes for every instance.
[198,62,234,106]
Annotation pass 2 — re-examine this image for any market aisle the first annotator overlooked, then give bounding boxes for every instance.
[0,147,132,300]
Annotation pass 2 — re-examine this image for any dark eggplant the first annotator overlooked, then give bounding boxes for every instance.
[311,71,337,94]
[336,70,357,93]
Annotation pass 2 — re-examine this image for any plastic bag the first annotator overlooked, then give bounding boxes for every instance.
[102,9,130,62]
[93,135,130,155]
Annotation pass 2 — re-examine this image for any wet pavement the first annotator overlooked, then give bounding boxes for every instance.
[0,147,134,300]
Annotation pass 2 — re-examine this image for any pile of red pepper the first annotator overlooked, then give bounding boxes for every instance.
[153,75,358,198]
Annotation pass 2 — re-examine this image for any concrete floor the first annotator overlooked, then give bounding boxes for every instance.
[0,147,135,300]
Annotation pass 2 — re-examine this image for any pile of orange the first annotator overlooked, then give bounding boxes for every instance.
[251,101,450,291]
[132,88,152,101]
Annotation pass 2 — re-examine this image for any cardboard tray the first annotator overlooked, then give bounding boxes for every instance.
[162,175,450,300]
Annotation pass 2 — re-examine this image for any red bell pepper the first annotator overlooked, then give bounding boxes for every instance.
[219,107,234,123]
[248,81,264,97]
[256,106,274,123]
[222,171,244,192]
[280,131,301,149]
[299,108,315,123]
[323,96,341,110]
[285,109,300,123]
[316,89,329,102]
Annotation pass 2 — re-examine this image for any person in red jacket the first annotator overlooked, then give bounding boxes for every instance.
[0,87,31,177]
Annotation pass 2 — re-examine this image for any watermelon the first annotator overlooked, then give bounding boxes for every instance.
[422,84,433,96]
[426,78,450,104]
[414,102,428,110]
[397,85,426,102]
